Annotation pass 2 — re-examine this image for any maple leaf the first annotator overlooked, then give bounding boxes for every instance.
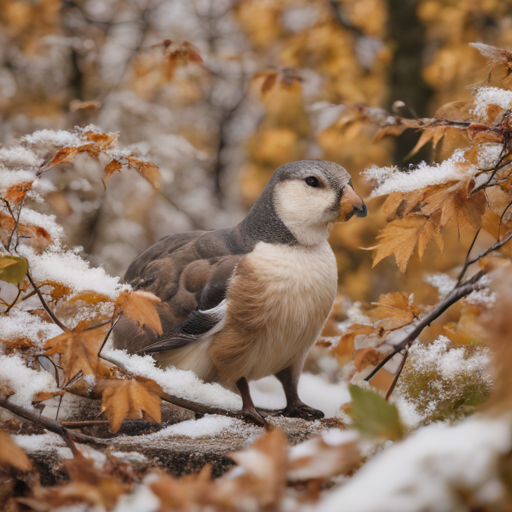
[407,126,448,156]
[114,290,163,334]
[372,215,444,272]
[97,377,162,433]
[421,179,487,232]
[43,324,111,396]
[332,324,377,364]
[0,430,31,472]
[368,292,421,331]
[353,347,386,372]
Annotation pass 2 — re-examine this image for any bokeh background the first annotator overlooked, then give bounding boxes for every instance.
[1,0,511,306]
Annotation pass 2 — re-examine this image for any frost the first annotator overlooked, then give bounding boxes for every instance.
[0,354,59,408]
[13,433,66,451]
[425,273,456,299]
[151,415,247,438]
[21,246,127,299]
[103,349,242,410]
[477,143,504,169]
[318,416,511,512]
[364,149,476,196]
[472,86,512,120]
[0,310,62,347]
[111,451,148,463]
[337,302,372,332]
[22,129,82,148]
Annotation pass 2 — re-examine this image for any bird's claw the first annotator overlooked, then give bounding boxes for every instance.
[239,408,266,427]
[282,403,324,421]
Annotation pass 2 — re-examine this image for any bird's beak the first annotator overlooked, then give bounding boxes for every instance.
[337,185,367,222]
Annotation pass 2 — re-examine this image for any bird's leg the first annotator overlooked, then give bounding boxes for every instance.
[236,377,266,426]
[275,365,324,420]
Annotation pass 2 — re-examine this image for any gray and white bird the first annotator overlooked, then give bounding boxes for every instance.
[113,160,367,424]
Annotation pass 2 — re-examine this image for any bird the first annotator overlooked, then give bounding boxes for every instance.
[113,160,367,425]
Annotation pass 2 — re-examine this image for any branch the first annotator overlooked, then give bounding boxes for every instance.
[26,272,69,332]
[365,273,483,382]
[0,397,106,447]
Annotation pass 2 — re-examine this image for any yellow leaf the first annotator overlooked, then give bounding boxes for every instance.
[369,292,420,331]
[114,290,163,335]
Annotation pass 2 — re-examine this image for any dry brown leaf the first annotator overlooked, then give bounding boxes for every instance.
[97,378,162,433]
[0,211,53,252]
[368,292,421,331]
[67,291,113,305]
[103,159,122,185]
[126,157,161,190]
[3,181,34,205]
[422,179,487,232]
[288,431,361,481]
[332,324,377,363]
[470,42,512,71]
[0,430,31,472]
[353,347,386,372]
[372,215,443,272]
[43,324,111,395]
[33,390,65,403]
[408,126,448,156]
[114,290,163,334]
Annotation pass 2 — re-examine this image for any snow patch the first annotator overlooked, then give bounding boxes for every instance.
[0,310,62,347]
[22,129,82,148]
[364,149,476,197]
[472,87,512,120]
[152,415,246,438]
[0,169,36,192]
[0,147,42,169]
[425,273,456,299]
[0,354,59,408]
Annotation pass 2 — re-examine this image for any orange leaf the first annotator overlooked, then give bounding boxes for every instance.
[3,181,34,205]
[332,324,377,363]
[372,215,443,272]
[114,290,163,334]
[353,347,386,372]
[368,292,420,331]
[103,159,122,185]
[98,378,162,433]
[408,126,447,156]
[126,157,161,190]
[43,324,111,395]
[46,146,80,169]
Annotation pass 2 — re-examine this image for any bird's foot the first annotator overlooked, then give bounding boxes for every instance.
[239,407,266,427]
[281,402,324,421]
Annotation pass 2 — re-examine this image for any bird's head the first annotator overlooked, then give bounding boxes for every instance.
[270,160,367,246]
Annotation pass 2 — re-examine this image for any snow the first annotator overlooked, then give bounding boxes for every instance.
[151,415,247,439]
[317,416,512,512]
[113,483,160,512]
[13,432,66,451]
[0,309,62,347]
[425,273,456,299]
[0,147,42,169]
[21,246,127,299]
[111,451,148,463]
[19,208,64,243]
[0,169,36,192]
[102,349,242,411]
[364,149,476,197]
[472,86,512,121]
[477,143,504,169]
[21,129,82,148]
[0,353,59,408]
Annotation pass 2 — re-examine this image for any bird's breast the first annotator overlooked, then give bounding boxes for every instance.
[210,241,338,383]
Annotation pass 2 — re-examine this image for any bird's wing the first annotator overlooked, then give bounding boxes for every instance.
[116,229,246,354]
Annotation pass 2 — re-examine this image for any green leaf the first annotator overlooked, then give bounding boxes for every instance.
[347,384,405,441]
[0,255,28,285]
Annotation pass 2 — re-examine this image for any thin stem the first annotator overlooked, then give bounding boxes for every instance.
[26,272,69,332]
[456,228,481,286]
[498,199,512,241]
[4,285,22,313]
[385,347,409,401]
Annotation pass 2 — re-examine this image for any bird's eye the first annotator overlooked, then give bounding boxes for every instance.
[305,176,319,187]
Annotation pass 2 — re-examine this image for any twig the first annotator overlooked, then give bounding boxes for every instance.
[470,136,509,196]
[0,397,106,446]
[61,420,110,427]
[464,230,512,267]
[385,347,409,401]
[456,228,480,285]
[498,199,512,240]
[365,273,483,382]
[4,285,22,314]
[26,272,69,332]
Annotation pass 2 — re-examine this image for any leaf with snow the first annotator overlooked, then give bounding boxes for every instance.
[347,385,405,441]
[98,378,162,433]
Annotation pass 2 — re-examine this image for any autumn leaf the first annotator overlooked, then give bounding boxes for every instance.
[103,159,122,185]
[3,181,33,205]
[0,430,31,471]
[407,126,448,157]
[347,385,405,441]
[0,255,28,285]
[332,324,377,364]
[67,291,114,305]
[83,130,119,149]
[368,292,421,331]
[114,290,163,334]
[470,42,512,71]
[372,215,443,272]
[353,347,386,372]
[422,179,487,231]
[0,211,53,252]
[126,157,161,190]
[43,324,111,395]
[97,378,162,433]
[46,146,80,169]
